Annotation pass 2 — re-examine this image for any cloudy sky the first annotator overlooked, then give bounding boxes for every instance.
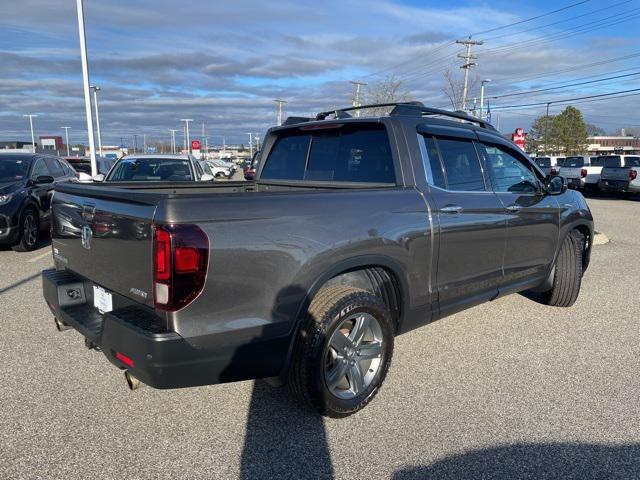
[1,0,639,148]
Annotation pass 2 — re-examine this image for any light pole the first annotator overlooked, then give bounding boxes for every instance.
[247,133,253,158]
[181,119,193,153]
[170,129,178,154]
[23,114,37,153]
[61,126,71,156]
[274,99,287,126]
[350,80,368,117]
[75,0,97,176]
[479,79,491,120]
[90,85,103,156]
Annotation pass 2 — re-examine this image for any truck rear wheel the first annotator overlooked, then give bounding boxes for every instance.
[540,231,584,307]
[288,285,394,418]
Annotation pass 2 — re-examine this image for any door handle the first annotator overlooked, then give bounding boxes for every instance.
[506,205,522,212]
[440,205,463,214]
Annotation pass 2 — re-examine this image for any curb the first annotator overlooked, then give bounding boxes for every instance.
[593,232,609,246]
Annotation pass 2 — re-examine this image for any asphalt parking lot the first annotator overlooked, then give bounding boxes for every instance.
[1,196,639,480]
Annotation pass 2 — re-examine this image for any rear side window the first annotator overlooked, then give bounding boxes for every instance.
[261,124,396,184]
[433,138,485,191]
[44,157,65,178]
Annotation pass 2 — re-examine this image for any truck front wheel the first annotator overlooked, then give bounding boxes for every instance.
[288,285,394,418]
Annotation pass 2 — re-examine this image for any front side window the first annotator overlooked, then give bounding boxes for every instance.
[478,143,539,194]
[434,138,485,191]
[44,157,65,178]
[421,135,446,189]
[30,159,50,178]
[261,124,395,184]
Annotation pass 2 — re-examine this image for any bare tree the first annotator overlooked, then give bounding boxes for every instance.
[363,75,414,116]
[442,68,478,111]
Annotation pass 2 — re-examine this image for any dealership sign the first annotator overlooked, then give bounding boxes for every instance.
[191,140,201,150]
[511,128,527,150]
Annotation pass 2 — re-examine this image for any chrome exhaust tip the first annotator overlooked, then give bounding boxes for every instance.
[124,370,142,391]
[54,317,70,332]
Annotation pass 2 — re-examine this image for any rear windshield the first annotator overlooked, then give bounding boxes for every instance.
[559,157,586,167]
[107,158,193,181]
[624,156,640,166]
[261,124,396,184]
[603,156,622,168]
[535,157,551,168]
[0,156,31,182]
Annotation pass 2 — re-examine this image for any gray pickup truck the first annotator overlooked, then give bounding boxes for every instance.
[42,102,593,417]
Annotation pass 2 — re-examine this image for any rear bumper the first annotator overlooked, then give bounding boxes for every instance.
[598,179,629,193]
[42,268,289,389]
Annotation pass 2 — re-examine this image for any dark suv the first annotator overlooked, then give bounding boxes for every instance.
[0,152,75,251]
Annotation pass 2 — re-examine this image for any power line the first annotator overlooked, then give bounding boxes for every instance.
[491,88,640,110]
[471,0,591,36]
[489,72,640,99]
[480,0,632,42]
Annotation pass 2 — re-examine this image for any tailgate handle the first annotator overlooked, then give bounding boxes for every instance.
[82,203,96,221]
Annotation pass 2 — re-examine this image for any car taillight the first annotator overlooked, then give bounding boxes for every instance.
[630,169,638,181]
[550,168,557,176]
[581,168,588,178]
[153,224,209,311]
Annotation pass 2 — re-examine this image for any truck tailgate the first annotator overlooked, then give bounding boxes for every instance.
[51,188,157,308]
[600,167,630,181]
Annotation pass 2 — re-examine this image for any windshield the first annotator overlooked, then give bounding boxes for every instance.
[559,157,585,167]
[107,158,193,181]
[535,157,551,168]
[0,156,31,182]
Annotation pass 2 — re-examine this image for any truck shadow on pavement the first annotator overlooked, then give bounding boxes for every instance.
[393,442,640,479]
[239,380,334,480]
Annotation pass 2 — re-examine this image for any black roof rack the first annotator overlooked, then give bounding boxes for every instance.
[311,101,496,130]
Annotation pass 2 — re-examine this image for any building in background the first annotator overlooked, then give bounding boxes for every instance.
[39,136,64,152]
[0,141,35,150]
[587,135,640,155]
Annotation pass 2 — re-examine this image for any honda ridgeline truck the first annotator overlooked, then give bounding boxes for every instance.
[42,103,593,417]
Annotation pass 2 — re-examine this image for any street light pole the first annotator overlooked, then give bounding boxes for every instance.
[181,119,193,154]
[247,133,253,158]
[61,126,71,156]
[273,99,287,126]
[90,85,103,156]
[75,0,97,176]
[170,129,178,154]
[23,114,37,153]
[480,79,491,120]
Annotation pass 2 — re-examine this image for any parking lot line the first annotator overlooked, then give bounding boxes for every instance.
[28,251,52,263]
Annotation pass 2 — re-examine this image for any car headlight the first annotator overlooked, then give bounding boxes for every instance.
[0,194,12,205]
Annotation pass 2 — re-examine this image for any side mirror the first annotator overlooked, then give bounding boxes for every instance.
[200,173,215,182]
[545,175,567,195]
[34,175,54,185]
[93,174,105,182]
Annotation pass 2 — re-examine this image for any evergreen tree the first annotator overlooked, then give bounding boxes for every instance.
[525,115,555,154]
[552,106,588,155]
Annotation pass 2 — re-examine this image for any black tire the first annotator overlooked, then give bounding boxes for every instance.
[540,231,584,307]
[288,285,394,418]
[13,208,39,252]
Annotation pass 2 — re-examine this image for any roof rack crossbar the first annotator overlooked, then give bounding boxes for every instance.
[315,102,425,120]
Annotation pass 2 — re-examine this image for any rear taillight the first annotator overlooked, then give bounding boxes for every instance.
[153,224,209,311]
[550,168,557,176]
[630,170,638,181]
[580,168,587,178]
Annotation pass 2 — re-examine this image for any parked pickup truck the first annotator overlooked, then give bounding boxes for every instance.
[597,155,640,195]
[42,102,593,417]
[558,156,602,192]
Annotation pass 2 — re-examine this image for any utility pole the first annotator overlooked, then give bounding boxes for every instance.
[544,102,551,154]
[75,0,97,175]
[349,80,368,117]
[201,122,206,154]
[479,79,491,120]
[274,99,287,126]
[133,134,138,154]
[61,126,71,156]
[181,119,193,154]
[90,85,103,156]
[23,114,37,152]
[170,129,178,154]
[247,133,253,158]
[456,36,483,112]
[143,134,147,153]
